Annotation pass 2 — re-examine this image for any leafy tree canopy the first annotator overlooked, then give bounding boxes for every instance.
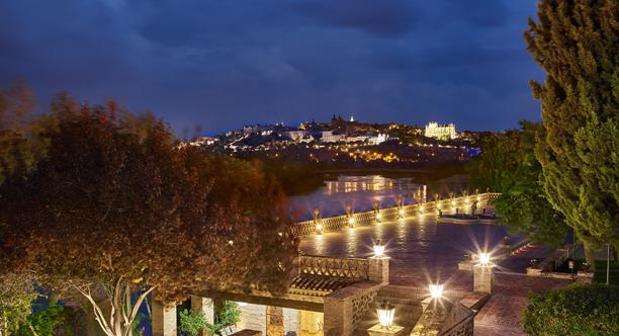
[526,0,619,257]
[469,121,568,246]
[0,94,298,336]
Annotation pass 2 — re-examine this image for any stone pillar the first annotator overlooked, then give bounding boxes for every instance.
[237,303,267,334]
[152,301,177,336]
[323,295,353,336]
[191,296,214,336]
[473,265,493,294]
[369,257,390,285]
[266,306,285,336]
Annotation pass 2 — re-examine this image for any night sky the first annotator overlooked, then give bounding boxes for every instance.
[0,0,544,134]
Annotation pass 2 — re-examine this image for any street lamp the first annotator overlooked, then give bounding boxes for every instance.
[373,240,386,258]
[316,223,323,234]
[477,252,491,266]
[429,284,444,300]
[377,301,395,329]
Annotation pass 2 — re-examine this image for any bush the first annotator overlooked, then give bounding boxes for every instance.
[522,284,619,336]
[179,309,208,336]
[18,303,66,336]
[179,301,241,336]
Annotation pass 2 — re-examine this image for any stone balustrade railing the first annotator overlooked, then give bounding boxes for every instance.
[292,192,500,237]
[296,255,370,281]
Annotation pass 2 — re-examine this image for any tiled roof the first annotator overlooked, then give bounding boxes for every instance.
[290,274,362,293]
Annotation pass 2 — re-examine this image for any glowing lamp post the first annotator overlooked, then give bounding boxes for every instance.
[369,301,403,336]
[316,223,323,234]
[429,284,444,300]
[373,199,382,222]
[477,252,491,266]
[373,240,386,258]
[346,204,354,228]
[474,251,494,294]
[396,195,404,219]
[377,302,395,329]
[313,208,323,234]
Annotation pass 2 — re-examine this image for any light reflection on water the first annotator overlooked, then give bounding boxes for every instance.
[299,217,507,287]
[292,175,508,287]
[291,175,420,221]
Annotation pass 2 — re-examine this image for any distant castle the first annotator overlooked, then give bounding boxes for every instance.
[424,122,457,141]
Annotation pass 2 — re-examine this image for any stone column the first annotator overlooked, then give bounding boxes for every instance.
[152,301,177,336]
[266,306,285,335]
[191,296,215,336]
[323,295,353,336]
[368,256,390,285]
[473,265,493,294]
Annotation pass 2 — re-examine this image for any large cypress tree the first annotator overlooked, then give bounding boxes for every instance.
[526,0,619,266]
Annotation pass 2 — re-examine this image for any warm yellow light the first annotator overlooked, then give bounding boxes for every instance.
[373,240,386,258]
[316,223,323,234]
[398,208,405,217]
[429,284,444,300]
[376,212,382,221]
[377,302,395,329]
[478,252,491,266]
[348,217,355,227]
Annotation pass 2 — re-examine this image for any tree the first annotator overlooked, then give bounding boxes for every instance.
[0,95,298,336]
[468,121,568,246]
[0,272,38,336]
[526,0,619,265]
[523,284,619,335]
[0,80,46,186]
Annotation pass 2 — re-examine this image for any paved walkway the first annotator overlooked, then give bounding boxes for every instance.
[474,294,526,336]
[473,273,572,335]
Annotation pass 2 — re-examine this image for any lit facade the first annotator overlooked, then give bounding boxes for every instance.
[424,122,457,140]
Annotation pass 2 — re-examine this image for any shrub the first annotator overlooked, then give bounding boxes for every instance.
[179,309,208,336]
[522,284,619,335]
[18,303,66,336]
[179,301,241,336]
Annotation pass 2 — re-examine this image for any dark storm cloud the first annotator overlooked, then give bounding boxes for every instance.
[0,0,543,133]
[293,0,416,36]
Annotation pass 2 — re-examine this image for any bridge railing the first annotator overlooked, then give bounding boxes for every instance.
[292,192,500,237]
[295,255,369,281]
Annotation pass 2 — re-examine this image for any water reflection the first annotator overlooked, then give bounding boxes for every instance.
[299,215,508,286]
[345,227,359,257]
[291,175,420,220]
[294,175,509,287]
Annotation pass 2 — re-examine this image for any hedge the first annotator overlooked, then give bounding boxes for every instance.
[522,284,619,336]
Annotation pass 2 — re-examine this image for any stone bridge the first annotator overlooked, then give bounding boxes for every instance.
[292,193,500,237]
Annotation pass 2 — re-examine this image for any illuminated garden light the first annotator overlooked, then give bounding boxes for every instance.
[228,240,234,246]
[348,216,355,227]
[376,301,395,329]
[316,223,323,234]
[373,240,386,258]
[477,252,491,266]
[429,284,444,300]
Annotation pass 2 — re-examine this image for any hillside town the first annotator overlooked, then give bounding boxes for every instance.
[189,116,488,170]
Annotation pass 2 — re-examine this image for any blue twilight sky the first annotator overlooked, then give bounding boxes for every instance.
[0,0,544,134]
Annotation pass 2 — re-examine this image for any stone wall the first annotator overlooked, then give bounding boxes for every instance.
[237,303,267,335]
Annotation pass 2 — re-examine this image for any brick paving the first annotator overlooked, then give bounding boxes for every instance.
[473,273,572,335]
